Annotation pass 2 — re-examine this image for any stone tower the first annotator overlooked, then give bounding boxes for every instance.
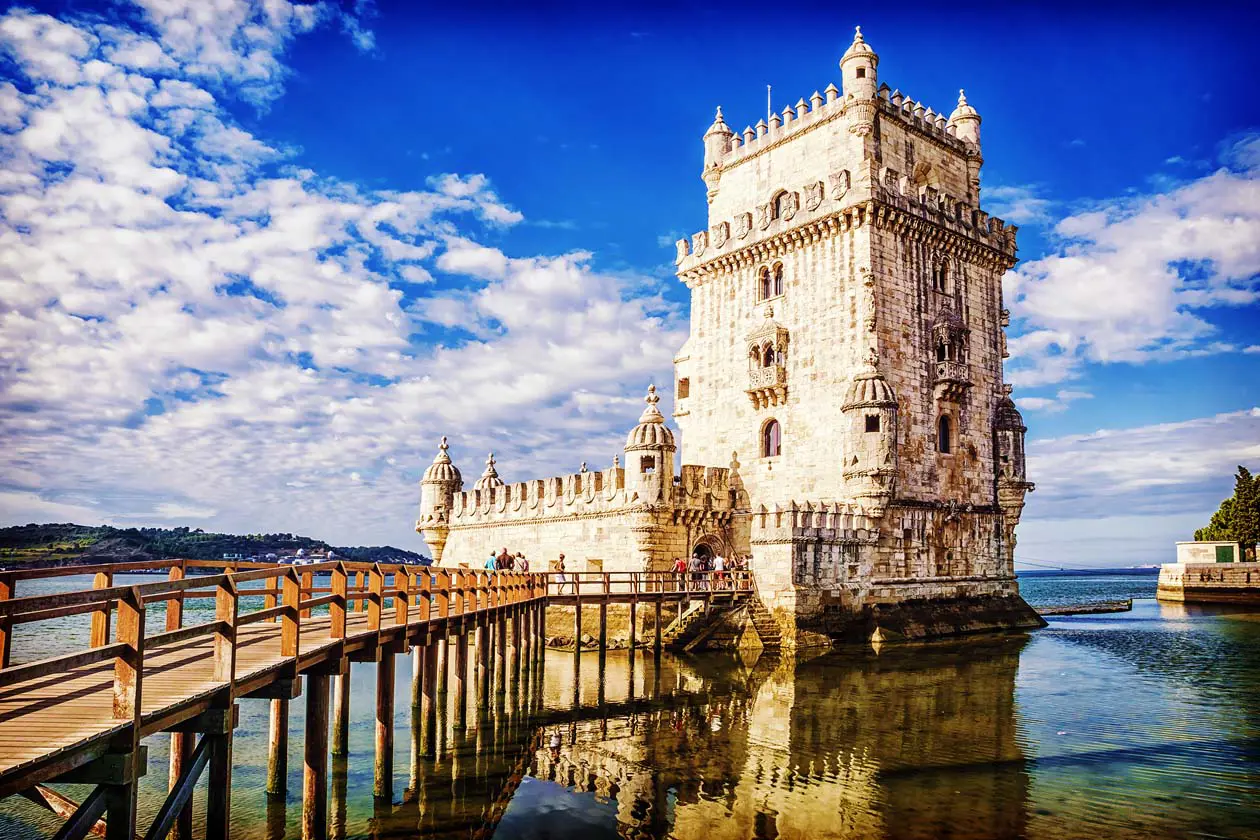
[673,26,1041,645]
[623,385,676,506]
[417,436,462,565]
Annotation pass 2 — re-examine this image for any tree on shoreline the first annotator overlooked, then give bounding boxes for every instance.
[1196,466,1258,560]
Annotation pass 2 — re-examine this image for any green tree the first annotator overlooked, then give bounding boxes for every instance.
[1195,497,1234,541]
[1232,466,1259,560]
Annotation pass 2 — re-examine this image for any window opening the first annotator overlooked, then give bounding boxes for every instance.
[773,263,784,296]
[640,456,656,474]
[762,420,782,457]
[938,415,952,454]
[865,415,880,433]
[677,377,690,399]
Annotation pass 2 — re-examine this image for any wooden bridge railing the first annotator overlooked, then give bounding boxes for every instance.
[541,570,753,597]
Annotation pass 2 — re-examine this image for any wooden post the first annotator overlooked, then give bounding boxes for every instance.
[654,597,663,652]
[0,573,13,669]
[331,671,350,757]
[495,608,507,695]
[266,698,289,795]
[206,710,234,840]
[282,570,300,658]
[511,608,522,692]
[213,578,238,683]
[331,563,347,640]
[375,650,395,799]
[629,575,638,653]
[166,562,194,840]
[422,640,438,757]
[355,571,366,612]
[411,644,425,708]
[90,571,113,648]
[395,568,411,627]
[476,622,490,706]
[454,632,469,731]
[598,574,608,655]
[303,672,330,840]
[300,570,314,619]
[436,636,449,697]
[108,587,145,840]
[368,565,384,631]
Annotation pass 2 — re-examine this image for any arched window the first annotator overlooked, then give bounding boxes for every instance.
[772,263,784,296]
[938,415,952,454]
[762,345,775,367]
[932,259,950,294]
[758,267,771,301]
[762,419,782,457]
[771,191,787,220]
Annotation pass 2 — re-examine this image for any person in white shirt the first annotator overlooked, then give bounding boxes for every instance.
[714,554,726,589]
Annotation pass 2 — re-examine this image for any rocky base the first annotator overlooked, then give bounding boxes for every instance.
[805,593,1047,645]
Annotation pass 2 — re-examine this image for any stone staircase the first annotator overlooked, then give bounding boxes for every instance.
[746,597,782,651]
[661,602,711,649]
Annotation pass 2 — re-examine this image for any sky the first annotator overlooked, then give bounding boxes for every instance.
[0,0,1257,568]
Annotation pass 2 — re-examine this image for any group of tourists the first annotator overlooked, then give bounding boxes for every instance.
[671,551,748,591]
[484,547,530,573]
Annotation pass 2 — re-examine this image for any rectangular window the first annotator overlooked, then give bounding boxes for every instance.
[865,415,880,433]
[677,377,690,399]
[640,456,655,474]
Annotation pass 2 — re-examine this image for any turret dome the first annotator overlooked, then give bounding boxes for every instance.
[841,26,878,66]
[624,385,677,451]
[949,89,979,122]
[704,106,733,139]
[421,436,462,486]
[995,396,1026,432]
[473,452,504,491]
[843,351,898,409]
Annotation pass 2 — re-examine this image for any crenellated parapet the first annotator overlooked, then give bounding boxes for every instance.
[750,501,880,545]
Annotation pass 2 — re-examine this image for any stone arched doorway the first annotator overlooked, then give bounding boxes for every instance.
[692,535,722,561]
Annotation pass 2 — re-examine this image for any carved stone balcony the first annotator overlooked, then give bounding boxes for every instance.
[933,359,971,402]
[747,365,788,408]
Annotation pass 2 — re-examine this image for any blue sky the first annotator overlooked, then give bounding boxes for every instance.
[0,0,1257,567]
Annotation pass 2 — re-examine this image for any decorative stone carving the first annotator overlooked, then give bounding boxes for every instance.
[804,181,824,211]
[735,212,752,239]
[829,169,851,202]
[756,203,771,231]
[710,221,729,248]
[692,230,708,257]
[861,268,877,332]
[675,238,690,263]
[780,191,799,221]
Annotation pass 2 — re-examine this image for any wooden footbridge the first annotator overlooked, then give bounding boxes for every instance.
[0,560,751,839]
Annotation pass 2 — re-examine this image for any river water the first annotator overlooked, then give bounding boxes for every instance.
[2,571,1259,839]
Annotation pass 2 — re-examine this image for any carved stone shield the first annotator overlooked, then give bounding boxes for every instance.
[829,169,851,202]
[691,230,708,257]
[675,238,690,263]
[804,181,823,211]
[756,203,771,230]
[780,191,799,221]
[711,221,729,248]
[735,212,752,239]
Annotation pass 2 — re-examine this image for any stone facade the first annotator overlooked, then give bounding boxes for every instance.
[418,28,1043,647]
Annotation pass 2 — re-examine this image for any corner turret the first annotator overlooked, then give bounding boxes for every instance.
[994,389,1034,535]
[840,26,879,136]
[623,384,677,505]
[417,436,463,564]
[948,89,984,201]
[474,453,504,492]
[702,106,734,203]
[841,350,898,517]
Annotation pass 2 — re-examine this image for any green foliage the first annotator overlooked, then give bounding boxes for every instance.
[1195,467,1259,556]
[0,522,428,565]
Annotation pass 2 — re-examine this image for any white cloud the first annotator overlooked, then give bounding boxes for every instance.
[985,184,1055,225]
[1015,389,1093,414]
[0,4,684,551]
[1003,133,1260,387]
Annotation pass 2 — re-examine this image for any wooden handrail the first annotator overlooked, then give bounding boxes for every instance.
[0,643,127,689]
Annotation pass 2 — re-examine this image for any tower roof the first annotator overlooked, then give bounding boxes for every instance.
[473,452,504,491]
[949,89,980,122]
[843,350,897,409]
[422,436,462,486]
[625,384,677,451]
[841,26,878,66]
[704,105,733,138]
[995,396,1026,432]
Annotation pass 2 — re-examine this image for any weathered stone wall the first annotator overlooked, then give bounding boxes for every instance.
[1157,562,1260,603]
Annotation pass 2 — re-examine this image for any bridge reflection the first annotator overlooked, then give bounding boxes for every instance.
[314,636,1030,839]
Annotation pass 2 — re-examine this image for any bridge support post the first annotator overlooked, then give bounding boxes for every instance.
[598,601,607,656]
[205,720,233,840]
[629,599,638,652]
[266,697,289,795]
[436,636,448,696]
[374,650,395,800]
[168,732,193,840]
[475,623,490,708]
[331,671,350,757]
[495,610,507,695]
[422,639,438,757]
[303,672,330,840]
[511,608,522,692]
[454,632,469,731]
[411,644,425,708]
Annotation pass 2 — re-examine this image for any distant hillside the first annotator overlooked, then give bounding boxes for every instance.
[0,523,428,568]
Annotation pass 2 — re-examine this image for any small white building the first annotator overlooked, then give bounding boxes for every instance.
[1175,541,1242,564]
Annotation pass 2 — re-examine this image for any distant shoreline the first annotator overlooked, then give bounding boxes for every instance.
[1016,567,1160,577]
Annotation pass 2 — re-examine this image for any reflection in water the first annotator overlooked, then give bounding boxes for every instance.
[3,580,1260,839]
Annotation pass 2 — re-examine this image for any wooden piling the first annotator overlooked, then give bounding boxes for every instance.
[454,633,469,731]
[331,671,350,757]
[411,644,425,709]
[495,611,507,694]
[266,698,288,795]
[629,598,638,652]
[165,562,194,840]
[435,636,448,696]
[303,672,330,840]
[422,640,438,757]
[374,651,395,799]
[654,599,663,651]
[206,722,233,840]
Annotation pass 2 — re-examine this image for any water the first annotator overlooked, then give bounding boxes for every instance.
[2,571,1259,839]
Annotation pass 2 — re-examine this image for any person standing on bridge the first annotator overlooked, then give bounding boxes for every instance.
[556,553,570,594]
[714,553,727,589]
[518,553,529,573]
[485,551,498,572]
[672,556,687,592]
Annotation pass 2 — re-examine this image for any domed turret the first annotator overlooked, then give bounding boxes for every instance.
[841,349,898,517]
[840,26,879,136]
[702,106,734,202]
[623,384,677,505]
[994,387,1034,571]
[948,89,981,147]
[473,452,504,492]
[417,436,463,565]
